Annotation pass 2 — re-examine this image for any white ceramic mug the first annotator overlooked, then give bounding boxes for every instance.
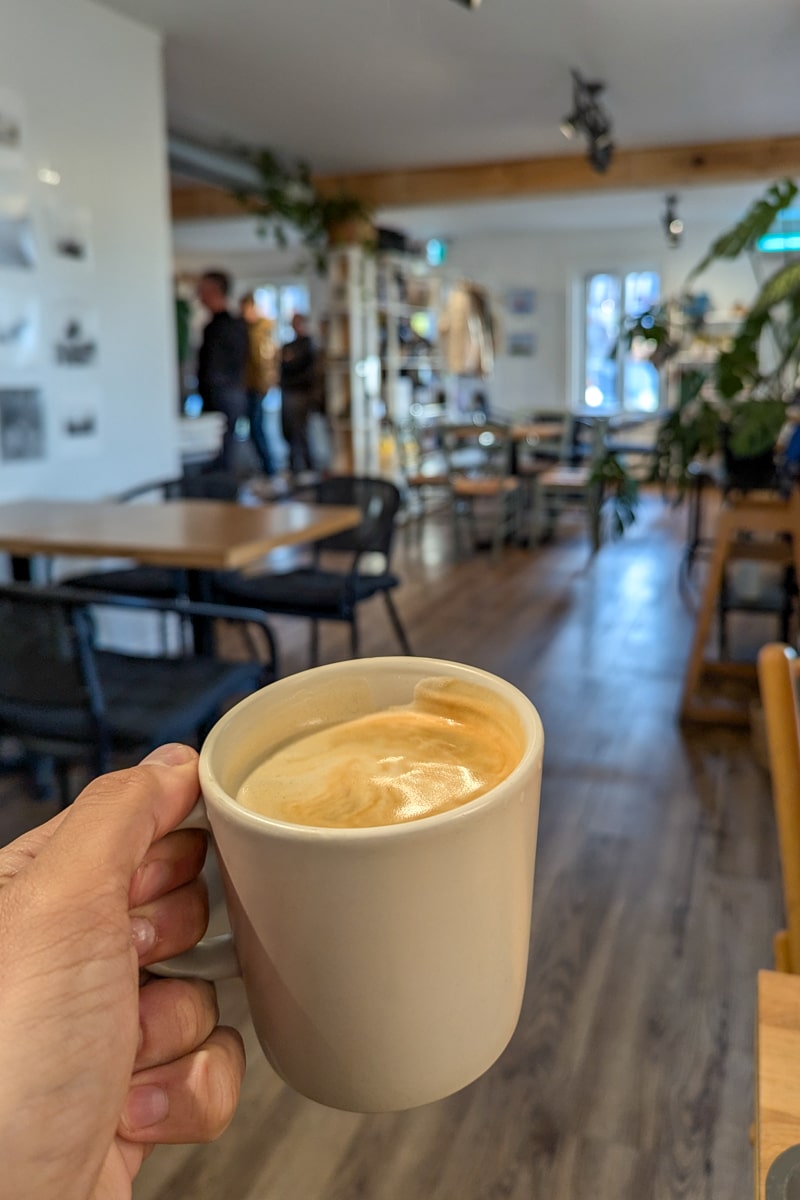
[153,656,544,1113]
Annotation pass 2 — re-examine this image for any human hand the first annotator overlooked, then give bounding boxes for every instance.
[0,744,245,1200]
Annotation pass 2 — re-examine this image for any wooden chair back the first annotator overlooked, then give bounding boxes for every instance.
[441,421,514,482]
[758,642,800,972]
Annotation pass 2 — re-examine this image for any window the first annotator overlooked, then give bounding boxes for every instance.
[253,282,310,346]
[582,269,660,414]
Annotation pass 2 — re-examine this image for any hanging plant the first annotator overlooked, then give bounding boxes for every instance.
[230,147,373,272]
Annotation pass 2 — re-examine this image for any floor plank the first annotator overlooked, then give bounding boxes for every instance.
[0,490,782,1198]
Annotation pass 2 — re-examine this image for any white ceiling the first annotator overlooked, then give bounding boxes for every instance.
[96,0,800,175]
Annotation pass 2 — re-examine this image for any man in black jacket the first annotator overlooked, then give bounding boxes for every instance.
[196,270,248,472]
[279,313,318,479]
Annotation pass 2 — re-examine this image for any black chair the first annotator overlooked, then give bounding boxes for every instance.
[63,471,241,601]
[212,476,412,667]
[0,582,278,806]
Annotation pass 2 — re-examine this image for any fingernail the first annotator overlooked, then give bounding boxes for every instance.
[142,743,195,767]
[123,1084,169,1130]
[130,916,156,956]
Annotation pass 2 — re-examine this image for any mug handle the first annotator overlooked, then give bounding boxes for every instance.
[147,798,241,982]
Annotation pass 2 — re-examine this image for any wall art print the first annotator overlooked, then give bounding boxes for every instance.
[52,376,101,458]
[45,203,93,266]
[0,87,24,171]
[506,331,537,358]
[0,194,36,269]
[505,287,536,316]
[0,387,45,461]
[51,299,99,367]
[0,289,38,370]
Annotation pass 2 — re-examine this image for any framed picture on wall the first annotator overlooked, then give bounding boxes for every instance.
[0,194,36,270]
[507,331,537,358]
[505,287,536,316]
[45,204,93,267]
[52,376,102,459]
[0,290,39,369]
[51,299,99,367]
[0,88,25,171]
[0,386,45,461]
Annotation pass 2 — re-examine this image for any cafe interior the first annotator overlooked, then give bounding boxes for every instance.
[2,0,800,1196]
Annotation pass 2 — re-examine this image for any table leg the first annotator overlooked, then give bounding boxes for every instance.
[187,569,215,656]
[10,555,32,581]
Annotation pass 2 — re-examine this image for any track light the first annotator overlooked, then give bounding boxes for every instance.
[560,69,615,175]
[663,194,684,247]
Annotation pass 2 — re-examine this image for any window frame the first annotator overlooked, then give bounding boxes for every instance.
[574,266,662,416]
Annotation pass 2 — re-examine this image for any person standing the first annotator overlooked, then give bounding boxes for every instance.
[280,313,317,480]
[196,270,248,473]
[240,292,278,477]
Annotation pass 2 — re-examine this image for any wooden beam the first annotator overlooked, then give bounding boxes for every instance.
[171,184,259,221]
[319,135,800,208]
[171,135,800,221]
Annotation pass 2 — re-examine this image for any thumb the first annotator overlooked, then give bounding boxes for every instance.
[35,744,201,899]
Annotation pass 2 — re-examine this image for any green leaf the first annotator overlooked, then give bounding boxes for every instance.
[750,260,800,316]
[727,397,787,458]
[688,178,798,281]
[229,143,372,272]
[589,450,639,538]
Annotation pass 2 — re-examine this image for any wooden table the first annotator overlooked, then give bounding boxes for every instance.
[0,498,362,654]
[510,421,565,443]
[756,970,800,1198]
[680,491,800,725]
[0,499,361,572]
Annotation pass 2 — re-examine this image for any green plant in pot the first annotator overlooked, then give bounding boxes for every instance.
[634,177,800,492]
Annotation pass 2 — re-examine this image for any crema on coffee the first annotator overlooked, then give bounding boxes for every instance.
[235,677,524,828]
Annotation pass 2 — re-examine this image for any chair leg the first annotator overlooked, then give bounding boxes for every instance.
[383,591,413,655]
[451,498,464,561]
[588,482,603,553]
[491,496,505,563]
[310,620,321,667]
[350,613,360,659]
[55,760,74,809]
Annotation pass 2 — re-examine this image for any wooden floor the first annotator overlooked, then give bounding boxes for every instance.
[0,492,783,1199]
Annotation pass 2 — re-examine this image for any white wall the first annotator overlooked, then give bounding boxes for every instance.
[0,0,178,500]
[171,209,765,419]
[445,223,759,417]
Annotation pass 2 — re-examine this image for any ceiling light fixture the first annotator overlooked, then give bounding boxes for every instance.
[663,194,684,248]
[560,69,614,174]
[449,0,482,8]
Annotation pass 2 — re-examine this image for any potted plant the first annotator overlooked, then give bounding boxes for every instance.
[630,178,800,492]
[230,147,373,272]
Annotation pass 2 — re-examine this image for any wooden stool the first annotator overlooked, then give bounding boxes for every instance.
[680,490,800,725]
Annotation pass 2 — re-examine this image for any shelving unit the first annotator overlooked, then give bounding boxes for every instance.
[377,252,445,432]
[326,245,380,475]
[326,246,450,477]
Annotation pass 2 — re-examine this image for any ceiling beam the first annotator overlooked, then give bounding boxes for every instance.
[171,134,800,221]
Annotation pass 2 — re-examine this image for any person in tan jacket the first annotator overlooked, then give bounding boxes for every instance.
[240,293,278,476]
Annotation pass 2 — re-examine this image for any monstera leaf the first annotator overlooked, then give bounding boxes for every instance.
[727,397,788,458]
[714,310,769,399]
[688,178,798,281]
[750,260,800,317]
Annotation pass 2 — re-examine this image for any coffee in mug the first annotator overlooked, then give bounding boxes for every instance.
[235,677,525,828]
